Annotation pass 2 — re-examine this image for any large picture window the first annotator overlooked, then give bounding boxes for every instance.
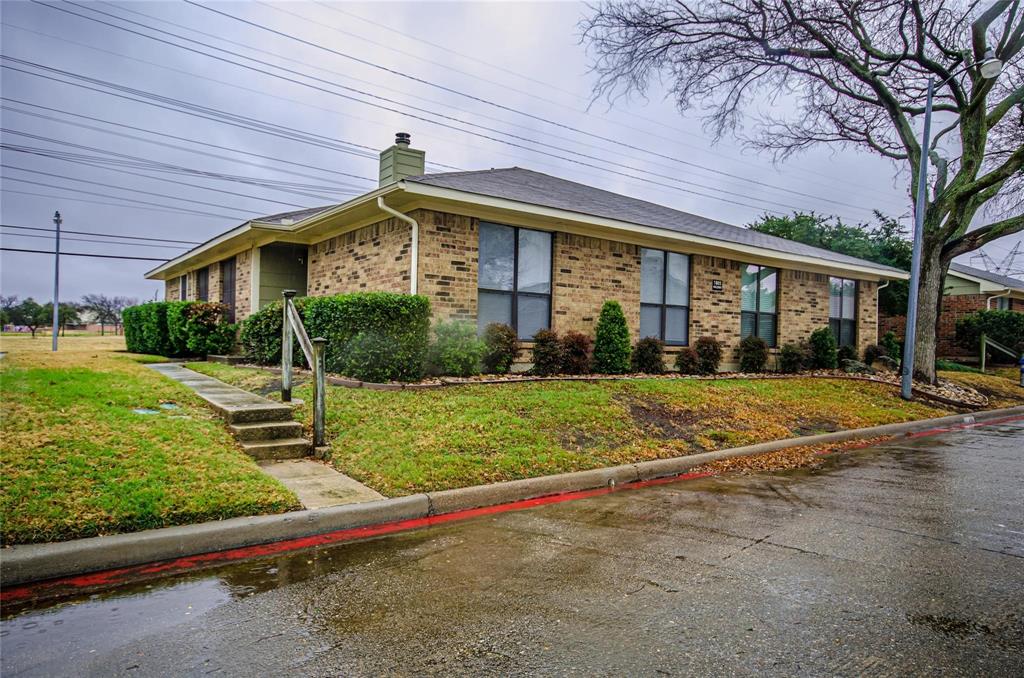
[477,222,552,340]
[741,264,778,347]
[640,248,690,344]
[829,277,857,347]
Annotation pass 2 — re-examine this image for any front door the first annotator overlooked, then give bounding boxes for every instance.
[221,257,236,321]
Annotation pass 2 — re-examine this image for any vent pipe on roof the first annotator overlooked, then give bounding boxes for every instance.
[379,132,425,186]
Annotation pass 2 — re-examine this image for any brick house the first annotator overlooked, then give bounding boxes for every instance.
[146,134,908,369]
[880,263,1024,358]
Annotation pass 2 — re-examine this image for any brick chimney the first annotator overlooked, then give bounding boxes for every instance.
[379,132,425,186]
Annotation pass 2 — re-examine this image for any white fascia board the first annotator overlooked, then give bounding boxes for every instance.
[401,182,909,281]
[145,222,253,279]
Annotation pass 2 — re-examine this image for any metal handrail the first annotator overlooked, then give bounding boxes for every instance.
[281,290,326,447]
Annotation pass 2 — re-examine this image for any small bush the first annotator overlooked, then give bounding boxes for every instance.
[880,330,902,361]
[956,310,1024,357]
[631,337,665,374]
[531,329,564,376]
[481,323,518,374]
[778,342,808,374]
[238,297,312,367]
[675,346,700,374]
[694,336,723,375]
[560,331,593,375]
[863,344,885,365]
[426,320,485,377]
[842,359,874,374]
[837,344,858,364]
[123,300,233,357]
[592,301,631,374]
[738,335,769,373]
[808,327,838,369]
[183,302,235,356]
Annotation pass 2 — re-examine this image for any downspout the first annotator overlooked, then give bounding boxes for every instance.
[378,196,419,294]
[986,289,1011,310]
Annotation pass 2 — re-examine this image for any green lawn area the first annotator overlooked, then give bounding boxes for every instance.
[190,362,950,497]
[1,335,299,545]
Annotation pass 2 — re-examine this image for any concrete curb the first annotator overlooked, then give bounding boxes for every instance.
[3,405,1022,587]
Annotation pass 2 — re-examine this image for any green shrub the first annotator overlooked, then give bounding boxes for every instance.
[863,344,885,365]
[935,358,981,373]
[694,336,723,375]
[631,337,665,374]
[426,320,485,377]
[481,323,518,374]
[165,301,192,357]
[779,342,808,374]
[183,302,235,356]
[956,310,1024,357]
[592,301,631,374]
[675,346,700,374]
[880,330,902,360]
[560,331,593,374]
[837,344,858,364]
[738,335,769,372]
[122,305,143,353]
[124,300,234,357]
[240,292,430,382]
[531,329,565,376]
[808,327,838,369]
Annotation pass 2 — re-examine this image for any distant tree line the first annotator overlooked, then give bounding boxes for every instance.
[1,294,137,337]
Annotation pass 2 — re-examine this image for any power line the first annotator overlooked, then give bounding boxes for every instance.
[0,229,189,250]
[181,0,898,213]
[1,188,246,221]
[0,224,201,244]
[1,246,166,262]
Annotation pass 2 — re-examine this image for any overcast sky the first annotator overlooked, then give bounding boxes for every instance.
[2,0,1020,304]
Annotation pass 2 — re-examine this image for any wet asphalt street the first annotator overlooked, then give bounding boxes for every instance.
[3,420,1023,676]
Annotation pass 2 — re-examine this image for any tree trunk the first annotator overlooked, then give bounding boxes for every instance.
[913,239,945,385]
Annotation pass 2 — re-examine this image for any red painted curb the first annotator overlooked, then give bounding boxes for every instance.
[5,414,1021,606]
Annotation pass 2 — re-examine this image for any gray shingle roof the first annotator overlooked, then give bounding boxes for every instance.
[949,262,1024,291]
[407,168,906,274]
[252,204,336,226]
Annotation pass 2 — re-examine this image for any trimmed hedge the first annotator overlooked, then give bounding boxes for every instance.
[123,301,235,358]
[956,310,1024,356]
[631,337,665,374]
[240,292,431,382]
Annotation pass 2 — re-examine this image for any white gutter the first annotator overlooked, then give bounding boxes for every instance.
[986,289,1011,309]
[377,195,419,294]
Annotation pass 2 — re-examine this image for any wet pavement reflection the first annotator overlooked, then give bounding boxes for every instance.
[3,421,1022,676]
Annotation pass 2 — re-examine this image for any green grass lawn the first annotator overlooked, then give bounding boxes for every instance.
[190,362,949,497]
[1,336,299,545]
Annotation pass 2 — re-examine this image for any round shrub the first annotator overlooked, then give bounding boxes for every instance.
[426,320,485,377]
[560,331,593,375]
[592,300,631,374]
[182,302,235,357]
[738,335,769,373]
[631,337,665,374]
[779,342,809,374]
[531,329,565,376]
[675,346,700,374]
[694,336,723,375]
[863,343,885,365]
[880,330,902,361]
[808,327,838,369]
[837,343,858,364]
[481,323,518,374]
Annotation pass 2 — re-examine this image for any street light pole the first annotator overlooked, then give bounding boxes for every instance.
[899,49,1003,400]
[901,79,934,400]
[51,210,62,352]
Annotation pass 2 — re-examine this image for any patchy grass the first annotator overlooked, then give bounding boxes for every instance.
[190,363,947,497]
[939,368,1024,409]
[1,335,299,545]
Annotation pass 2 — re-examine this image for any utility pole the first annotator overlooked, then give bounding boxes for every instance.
[51,210,62,352]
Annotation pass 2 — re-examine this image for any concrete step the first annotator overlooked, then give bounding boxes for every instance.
[229,420,305,442]
[216,403,295,424]
[240,437,311,461]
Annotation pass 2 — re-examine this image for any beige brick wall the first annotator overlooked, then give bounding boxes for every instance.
[207,262,222,305]
[164,277,181,302]
[778,269,830,346]
[416,209,478,322]
[857,280,878,355]
[235,248,252,321]
[689,255,743,357]
[552,233,642,338]
[308,217,412,296]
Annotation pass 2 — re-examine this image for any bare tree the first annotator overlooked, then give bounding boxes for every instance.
[582,0,1023,382]
[81,294,137,335]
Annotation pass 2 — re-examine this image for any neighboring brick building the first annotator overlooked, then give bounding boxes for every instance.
[880,263,1024,358]
[146,134,906,369]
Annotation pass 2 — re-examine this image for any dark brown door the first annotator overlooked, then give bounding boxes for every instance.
[220,257,236,322]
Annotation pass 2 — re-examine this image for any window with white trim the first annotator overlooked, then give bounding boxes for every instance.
[640,248,690,344]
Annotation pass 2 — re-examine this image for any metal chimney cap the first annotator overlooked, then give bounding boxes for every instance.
[395,132,411,146]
